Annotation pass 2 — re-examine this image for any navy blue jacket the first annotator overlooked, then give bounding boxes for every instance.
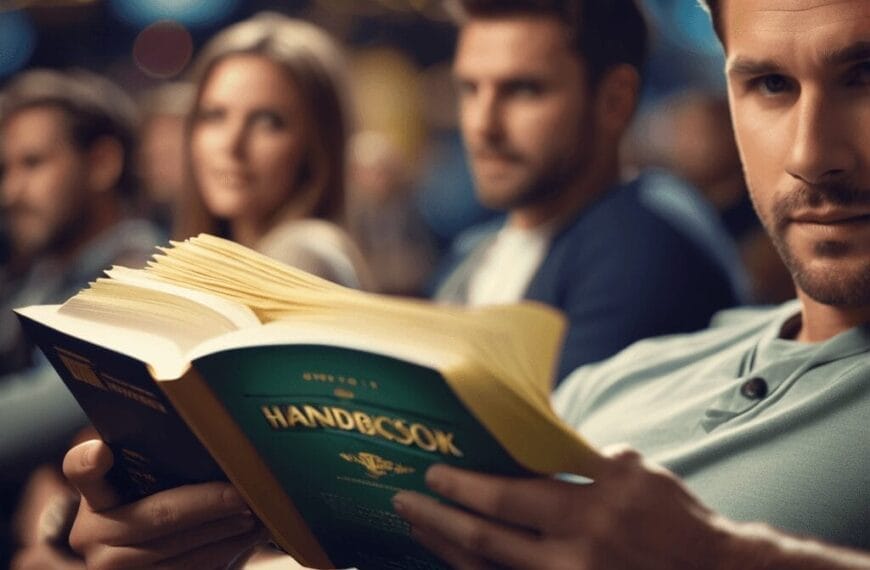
[435,171,748,384]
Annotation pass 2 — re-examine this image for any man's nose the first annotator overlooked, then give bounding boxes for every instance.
[0,168,24,208]
[785,88,856,185]
[466,88,505,144]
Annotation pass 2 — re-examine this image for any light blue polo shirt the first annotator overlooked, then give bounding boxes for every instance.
[554,301,870,549]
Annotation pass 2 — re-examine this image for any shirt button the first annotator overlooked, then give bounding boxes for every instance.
[740,377,768,400]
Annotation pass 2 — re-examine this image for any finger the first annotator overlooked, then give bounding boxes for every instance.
[600,445,670,477]
[74,482,250,547]
[10,544,86,570]
[394,491,542,570]
[152,527,268,570]
[424,464,587,533]
[83,513,260,569]
[63,440,120,512]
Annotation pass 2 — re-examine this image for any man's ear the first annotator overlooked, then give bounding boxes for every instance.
[594,64,641,137]
[85,136,125,195]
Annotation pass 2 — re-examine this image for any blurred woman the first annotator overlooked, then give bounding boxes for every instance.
[176,13,373,290]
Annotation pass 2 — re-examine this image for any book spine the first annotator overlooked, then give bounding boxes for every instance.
[158,368,333,568]
[17,313,226,503]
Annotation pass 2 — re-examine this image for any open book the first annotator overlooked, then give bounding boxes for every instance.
[16,234,603,569]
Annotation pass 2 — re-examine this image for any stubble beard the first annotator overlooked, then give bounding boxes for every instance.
[472,132,594,214]
[474,157,579,212]
[13,193,91,260]
[765,181,870,308]
[8,209,57,259]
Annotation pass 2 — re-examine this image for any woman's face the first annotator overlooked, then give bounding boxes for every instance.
[191,54,308,229]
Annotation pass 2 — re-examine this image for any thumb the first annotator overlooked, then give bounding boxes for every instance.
[63,439,120,512]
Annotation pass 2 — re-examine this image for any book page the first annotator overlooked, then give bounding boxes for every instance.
[101,266,260,329]
[16,305,186,376]
[58,269,260,355]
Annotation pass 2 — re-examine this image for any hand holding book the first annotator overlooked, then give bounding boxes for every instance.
[392,448,734,570]
[63,439,267,569]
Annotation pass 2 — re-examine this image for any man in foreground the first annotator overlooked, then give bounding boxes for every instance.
[435,0,746,381]
[46,0,870,567]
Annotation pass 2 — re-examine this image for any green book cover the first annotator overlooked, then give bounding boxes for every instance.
[192,344,529,569]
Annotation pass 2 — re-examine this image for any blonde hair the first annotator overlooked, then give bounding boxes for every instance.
[175,13,350,240]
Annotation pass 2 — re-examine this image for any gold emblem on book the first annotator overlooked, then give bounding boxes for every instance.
[339,452,415,479]
[55,347,105,390]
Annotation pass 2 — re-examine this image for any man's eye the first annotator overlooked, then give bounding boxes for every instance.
[755,74,790,94]
[846,62,870,87]
[507,82,543,97]
[21,154,44,169]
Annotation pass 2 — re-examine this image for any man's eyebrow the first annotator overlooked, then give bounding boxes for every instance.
[821,40,870,66]
[728,40,870,77]
[727,57,782,77]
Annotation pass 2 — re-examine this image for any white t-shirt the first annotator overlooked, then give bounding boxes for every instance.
[466,223,553,306]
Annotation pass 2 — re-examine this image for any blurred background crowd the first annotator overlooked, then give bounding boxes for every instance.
[0,0,795,566]
[0,0,792,302]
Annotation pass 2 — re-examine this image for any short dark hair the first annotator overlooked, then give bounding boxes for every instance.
[697,0,722,41]
[0,69,139,196]
[451,0,649,87]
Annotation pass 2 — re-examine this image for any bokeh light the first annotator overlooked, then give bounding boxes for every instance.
[0,11,36,78]
[133,21,193,79]
[110,0,239,28]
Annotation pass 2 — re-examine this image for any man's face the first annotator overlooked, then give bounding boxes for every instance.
[725,0,870,308]
[0,106,92,259]
[453,16,596,213]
